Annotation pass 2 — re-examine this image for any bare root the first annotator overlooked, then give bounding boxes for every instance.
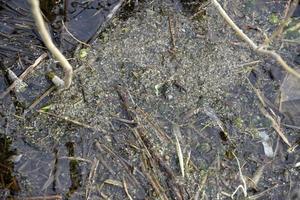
[28,0,73,89]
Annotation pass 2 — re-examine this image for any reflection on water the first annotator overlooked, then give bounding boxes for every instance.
[65,142,82,198]
[0,136,20,198]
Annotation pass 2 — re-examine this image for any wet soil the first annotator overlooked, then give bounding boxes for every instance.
[0,0,300,199]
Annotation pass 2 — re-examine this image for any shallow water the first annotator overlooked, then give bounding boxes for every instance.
[0,0,300,199]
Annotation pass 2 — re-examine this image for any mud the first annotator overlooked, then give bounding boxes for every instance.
[0,0,299,199]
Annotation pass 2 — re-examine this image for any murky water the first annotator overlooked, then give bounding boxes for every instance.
[0,0,300,199]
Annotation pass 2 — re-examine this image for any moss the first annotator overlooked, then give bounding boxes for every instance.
[79,48,89,60]
[234,117,244,129]
[46,71,56,80]
[269,13,279,24]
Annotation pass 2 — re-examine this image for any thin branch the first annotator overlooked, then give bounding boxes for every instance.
[61,20,91,47]
[27,62,90,110]
[37,110,104,132]
[211,0,300,79]
[231,153,247,199]
[259,106,291,147]
[265,0,299,45]
[28,86,56,110]
[86,158,99,200]
[123,178,134,200]
[24,195,62,200]
[0,53,47,99]
[247,79,291,147]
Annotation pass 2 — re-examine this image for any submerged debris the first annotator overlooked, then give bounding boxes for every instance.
[280,71,300,126]
[0,0,299,199]
[259,131,274,158]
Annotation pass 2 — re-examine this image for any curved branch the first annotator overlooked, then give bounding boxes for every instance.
[211,0,300,79]
[28,0,73,89]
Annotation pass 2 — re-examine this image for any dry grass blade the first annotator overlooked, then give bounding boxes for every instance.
[114,85,183,199]
[194,172,208,200]
[104,179,123,188]
[168,15,176,52]
[24,195,62,200]
[249,184,279,199]
[42,160,55,191]
[28,61,90,110]
[264,0,299,45]
[61,20,91,47]
[28,86,56,110]
[173,124,185,178]
[86,158,99,200]
[143,170,169,200]
[251,165,265,188]
[123,178,134,200]
[37,110,104,132]
[136,108,171,142]
[95,141,144,189]
[58,156,93,163]
[140,153,167,200]
[175,134,184,178]
[231,152,247,198]
[260,106,291,147]
[248,80,291,147]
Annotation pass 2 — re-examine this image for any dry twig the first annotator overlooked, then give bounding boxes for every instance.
[0,53,47,99]
[259,106,291,147]
[28,86,56,110]
[61,20,91,47]
[247,80,291,147]
[86,158,99,200]
[173,124,185,178]
[37,110,105,132]
[27,61,90,110]
[264,0,299,45]
[231,153,247,199]
[115,86,184,199]
[168,15,177,52]
[123,178,134,200]
[24,195,62,200]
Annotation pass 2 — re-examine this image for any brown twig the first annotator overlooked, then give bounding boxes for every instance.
[61,20,91,47]
[168,15,176,52]
[24,195,62,200]
[191,1,211,19]
[259,106,291,147]
[37,110,105,132]
[136,107,171,142]
[194,172,208,200]
[86,158,99,200]
[140,154,169,200]
[247,80,291,147]
[115,86,184,200]
[95,141,143,186]
[115,85,171,142]
[264,0,299,45]
[0,53,47,99]
[123,178,134,200]
[59,156,93,163]
[28,86,56,110]
[27,62,90,110]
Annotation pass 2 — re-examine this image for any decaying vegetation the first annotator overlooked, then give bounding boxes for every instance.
[0,0,299,199]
